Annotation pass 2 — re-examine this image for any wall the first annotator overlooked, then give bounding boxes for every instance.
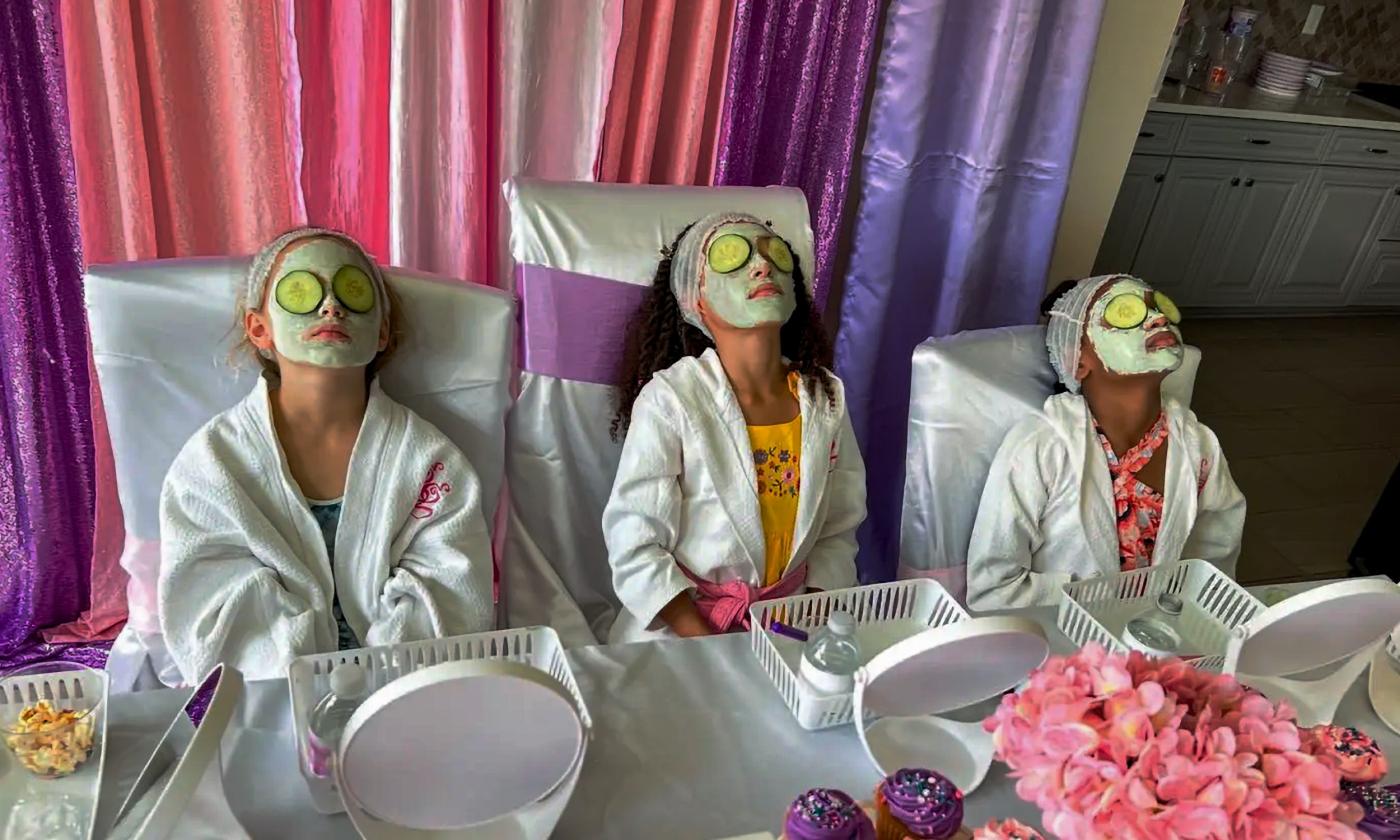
[1194,0,1400,83]
[1045,0,1183,288]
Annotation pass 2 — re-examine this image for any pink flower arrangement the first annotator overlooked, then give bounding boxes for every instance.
[983,644,1366,839]
[974,818,1044,839]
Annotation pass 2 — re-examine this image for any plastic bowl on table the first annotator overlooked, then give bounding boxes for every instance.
[1,662,102,779]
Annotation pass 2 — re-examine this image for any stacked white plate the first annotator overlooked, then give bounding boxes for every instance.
[1255,51,1312,97]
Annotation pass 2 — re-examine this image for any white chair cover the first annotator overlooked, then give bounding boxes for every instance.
[503,178,815,646]
[898,324,1201,603]
[87,258,514,690]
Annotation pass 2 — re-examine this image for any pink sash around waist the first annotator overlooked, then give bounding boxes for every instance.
[680,563,809,634]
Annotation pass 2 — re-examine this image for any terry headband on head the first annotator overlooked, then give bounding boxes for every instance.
[668,211,768,340]
[243,226,390,318]
[1045,274,1119,394]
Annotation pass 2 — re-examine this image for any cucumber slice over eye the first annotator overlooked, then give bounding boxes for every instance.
[1154,290,1182,324]
[275,270,323,315]
[707,233,751,274]
[333,265,376,313]
[759,236,794,273]
[1104,293,1148,329]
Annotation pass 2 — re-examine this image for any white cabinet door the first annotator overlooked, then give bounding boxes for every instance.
[1267,167,1392,307]
[1132,158,1240,306]
[1349,241,1400,305]
[1093,155,1169,276]
[1198,162,1313,306]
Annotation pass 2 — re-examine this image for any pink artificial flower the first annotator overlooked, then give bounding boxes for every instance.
[972,818,1044,840]
[983,645,1367,839]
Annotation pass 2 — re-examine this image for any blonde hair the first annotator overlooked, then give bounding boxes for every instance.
[232,227,405,378]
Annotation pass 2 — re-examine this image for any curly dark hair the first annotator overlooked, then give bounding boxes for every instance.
[611,223,835,440]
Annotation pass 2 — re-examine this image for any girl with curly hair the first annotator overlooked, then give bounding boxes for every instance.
[604,212,866,643]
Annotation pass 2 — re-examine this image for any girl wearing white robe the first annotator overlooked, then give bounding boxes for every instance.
[604,213,866,644]
[159,228,492,684]
[967,275,1245,610]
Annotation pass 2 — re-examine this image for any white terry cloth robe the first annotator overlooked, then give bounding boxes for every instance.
[966,392,1245,611]
[603,348,867,644]
[158,377,494,684]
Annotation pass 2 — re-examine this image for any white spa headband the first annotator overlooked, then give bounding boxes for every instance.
[243,226,390,317]
[669,211,788,340]
[1045,274,1123,394]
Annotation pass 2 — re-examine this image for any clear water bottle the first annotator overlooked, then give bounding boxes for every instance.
[1123,592,1185,658]
[305,663,368,779]
[798,610,862,695]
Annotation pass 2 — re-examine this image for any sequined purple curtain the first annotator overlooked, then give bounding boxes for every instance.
[712,0,881,309]
[834,0,1105,581]
[0,0,103,669]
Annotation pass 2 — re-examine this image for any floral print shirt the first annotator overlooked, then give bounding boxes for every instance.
[1095,413,1168,572]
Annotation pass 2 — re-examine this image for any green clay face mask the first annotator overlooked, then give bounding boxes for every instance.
[1087,277,1184,377]
[699,221,796,331]
[266,237,382,369]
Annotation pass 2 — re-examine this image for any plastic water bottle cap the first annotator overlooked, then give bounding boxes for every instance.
[1156,592,1184,616]
[329,663,368,699]
[826,610,855,636]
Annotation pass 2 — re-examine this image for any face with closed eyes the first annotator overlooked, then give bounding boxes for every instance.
[248,237,387,369]
[697,221,797,331]
[1083,277,1184,379]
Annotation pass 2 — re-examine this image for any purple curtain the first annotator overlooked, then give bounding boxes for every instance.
[0,0,104,669]
[713,0,881,309]
[834,0,1105,581]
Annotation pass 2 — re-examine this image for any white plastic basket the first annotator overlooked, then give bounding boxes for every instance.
[1057,559,1263,670]
[287,626,589,814]
[0,666,109,839]
[748,580,968,730]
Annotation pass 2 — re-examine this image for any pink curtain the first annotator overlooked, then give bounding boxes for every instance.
[296,0,391,261]
[54,0,622,643]
[388,0,492,283]
[597,0,735,185]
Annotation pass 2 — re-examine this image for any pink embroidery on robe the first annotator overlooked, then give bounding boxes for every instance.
[411,462,452,520]
[1198,458,1211,495]
[829,439,839,471]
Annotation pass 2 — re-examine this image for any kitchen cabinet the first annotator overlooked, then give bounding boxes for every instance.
[1094,109,1400,311]
[1129,158,1239,301]
[1092,155,1168,276]
[1131,159,1309,307]
[1266,167,1392,307]
[1349,241,1400,306]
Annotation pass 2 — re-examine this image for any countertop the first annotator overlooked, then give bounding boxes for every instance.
[1148,81,1400,132]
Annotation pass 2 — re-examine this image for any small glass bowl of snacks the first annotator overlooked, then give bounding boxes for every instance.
[1,663,103,779]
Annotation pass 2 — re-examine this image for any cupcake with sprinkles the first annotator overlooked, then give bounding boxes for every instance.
[873,768,967,840]
[782,788,875,840]
[1307,724,1389,783]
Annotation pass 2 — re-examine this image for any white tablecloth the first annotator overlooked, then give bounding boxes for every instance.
[103,581,1400,839]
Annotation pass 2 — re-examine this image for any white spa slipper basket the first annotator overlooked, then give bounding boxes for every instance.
[748,579,968,730]
[287,626,590,815]
[1057,558,1263,670]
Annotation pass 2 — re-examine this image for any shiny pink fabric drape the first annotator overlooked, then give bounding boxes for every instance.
[596,0,735,185]
[296,0,391,261]
[387,0,491,283]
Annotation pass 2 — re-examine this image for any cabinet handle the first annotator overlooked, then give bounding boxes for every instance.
[1244,178,1255,187]
[1154,173,1165,182]
[1230,177,1241,186]
[1245,138,1272,145]
[1366,146,1390,155]
[1138,131,1156,139]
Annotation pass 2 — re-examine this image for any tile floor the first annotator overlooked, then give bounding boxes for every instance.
[1187,315,1400,585]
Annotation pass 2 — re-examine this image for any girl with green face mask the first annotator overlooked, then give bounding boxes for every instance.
[157,227,494,685]
[966,274,1246,612]
[603,213,868,644]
